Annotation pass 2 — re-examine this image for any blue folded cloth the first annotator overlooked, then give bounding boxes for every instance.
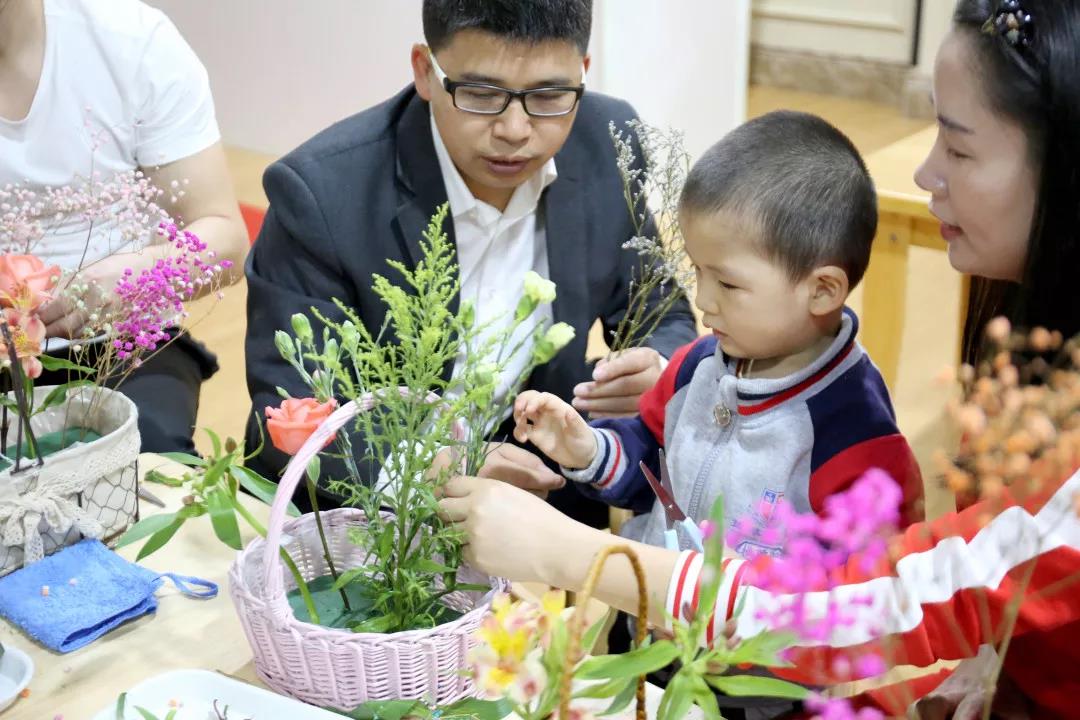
[0,538,217,653]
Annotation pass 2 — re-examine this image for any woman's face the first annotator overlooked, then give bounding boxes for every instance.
[914,30,1039,282]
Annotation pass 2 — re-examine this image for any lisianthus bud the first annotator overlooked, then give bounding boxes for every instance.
[291,313,314,345]
[522,271,556,304]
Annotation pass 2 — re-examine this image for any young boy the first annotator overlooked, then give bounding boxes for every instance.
[514,110,924,553]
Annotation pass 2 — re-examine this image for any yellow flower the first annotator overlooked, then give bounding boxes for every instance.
[540,589,566,619]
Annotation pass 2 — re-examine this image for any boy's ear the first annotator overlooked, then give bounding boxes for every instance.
[806,265,849,317]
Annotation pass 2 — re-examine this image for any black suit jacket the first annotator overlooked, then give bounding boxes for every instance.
[244,86,697,525]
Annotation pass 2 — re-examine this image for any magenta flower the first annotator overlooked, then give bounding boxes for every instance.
[805,695,884,720]
[727,469,901,649]
[111,222,232,360]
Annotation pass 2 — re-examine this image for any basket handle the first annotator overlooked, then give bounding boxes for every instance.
[559,545,648,720]
[261,389,464,596]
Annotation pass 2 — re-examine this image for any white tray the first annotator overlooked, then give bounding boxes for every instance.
[92,669,344,719]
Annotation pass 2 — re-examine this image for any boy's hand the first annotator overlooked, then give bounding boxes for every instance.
[513,391,597,470]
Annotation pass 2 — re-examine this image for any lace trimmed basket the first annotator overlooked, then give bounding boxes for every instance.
[0,385,140,576]
[229,393,506,711]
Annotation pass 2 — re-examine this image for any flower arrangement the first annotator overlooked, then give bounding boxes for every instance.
[605,120,694,357]
[469,470,902,720]
[0,168,232,466]
[258,203,574,633]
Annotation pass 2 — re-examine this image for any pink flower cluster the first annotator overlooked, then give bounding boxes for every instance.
[804,695,884,720]
[111,222,232,360]
[1,169,169,255]
[726,469,900,670]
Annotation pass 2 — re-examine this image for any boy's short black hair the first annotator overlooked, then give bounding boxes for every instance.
[680,110,878,289]
[422,0,593,55]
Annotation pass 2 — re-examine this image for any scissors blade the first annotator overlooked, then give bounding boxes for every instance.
[656,448,687,521]
[138,486,166,508]
[639,460,684,526]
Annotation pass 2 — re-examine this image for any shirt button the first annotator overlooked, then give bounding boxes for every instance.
[713,404,733,427]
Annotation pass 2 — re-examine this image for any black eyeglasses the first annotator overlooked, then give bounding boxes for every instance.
[429,52,585,118]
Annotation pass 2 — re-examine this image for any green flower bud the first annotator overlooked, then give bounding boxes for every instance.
[458,300,476,330]
[291,313,314,345]
[340,320,359,349]
[544,322,575,351]
[523,271,557,304]
[274,330,295,359]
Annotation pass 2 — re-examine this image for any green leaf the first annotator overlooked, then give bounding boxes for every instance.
[377,526,394,559]
[164,711,177,720]
[134,707,160,720]
[543,615,569,677]
[340,700,425,720]
[232,464,300,517]
[330,566,369,592]
[144,469,184,487]
[576,640,679,680]
[38,355,94,374]
[443,698,513,720]
[705,674,810,700]
[453,582,494,593]
[135,517,185,560]
[688,674,721,719]
[658,673,693,720]
[202,455,231,490]
[694,495,726,631]
[203,427,223,458]
[159,452,206,467]
[727,630,797,668]
[35,381,92,415]
[350,614,396,633]
[573,676,634,700]
[600,675,640,716]
[115,692,126,719]
[581,614,608,656]
[177,502,207,520]
[115,513,178,549]
[206,488,243,550]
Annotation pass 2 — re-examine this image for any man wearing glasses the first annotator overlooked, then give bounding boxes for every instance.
[244,0,697,527]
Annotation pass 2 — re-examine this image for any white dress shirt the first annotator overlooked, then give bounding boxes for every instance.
[430,112,557,427]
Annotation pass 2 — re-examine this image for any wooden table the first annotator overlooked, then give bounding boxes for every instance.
[861,126,969,389]
[1,456,682,720]
[0,454,271,719]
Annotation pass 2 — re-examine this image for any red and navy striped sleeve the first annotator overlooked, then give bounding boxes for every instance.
[568,338,714,511]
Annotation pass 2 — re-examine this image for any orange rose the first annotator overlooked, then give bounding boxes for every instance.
[265,397,338,456]
[0,308,47,379]
[0,254,62,311]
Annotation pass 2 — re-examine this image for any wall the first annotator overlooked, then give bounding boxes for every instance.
[752,0,919,64]
[149,0,749,160]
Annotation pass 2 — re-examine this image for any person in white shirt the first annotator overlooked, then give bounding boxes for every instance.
[244,0,698,526]
[0,0,248,453]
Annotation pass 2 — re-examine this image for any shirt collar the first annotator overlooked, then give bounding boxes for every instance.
[429,110,557,222]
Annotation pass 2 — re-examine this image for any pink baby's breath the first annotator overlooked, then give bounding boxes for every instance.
[805,694,884,720]
[727,469,900,648]
[110,222,218,360]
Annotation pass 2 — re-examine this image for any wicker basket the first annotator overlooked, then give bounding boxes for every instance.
[229,394,506,711]
[0,385,140,576]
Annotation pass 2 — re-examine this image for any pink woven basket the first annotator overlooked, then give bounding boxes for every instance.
[229,392,507,711]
